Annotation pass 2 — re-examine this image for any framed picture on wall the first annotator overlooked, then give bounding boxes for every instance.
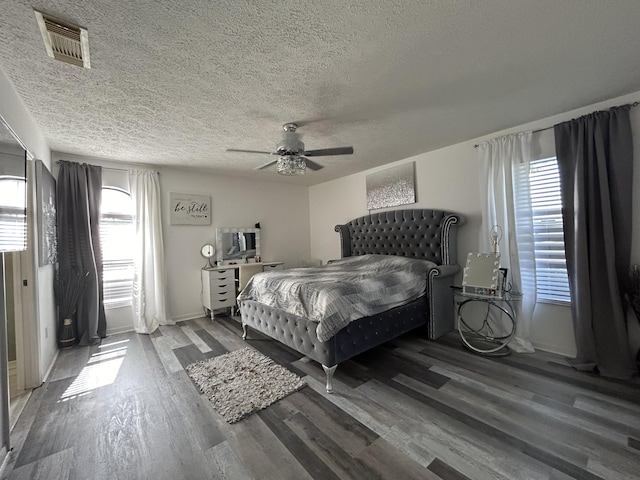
[366,162,416,210]
[169,192,211,225]
[35,160,57,265]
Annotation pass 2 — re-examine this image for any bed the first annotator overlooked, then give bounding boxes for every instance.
[238,209,464,392]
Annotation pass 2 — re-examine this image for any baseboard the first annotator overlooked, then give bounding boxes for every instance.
[531,341,576,358]
[9,390,31,432]
[106,325,135,336]
[8,361,17,399]
[171,312,207,323]
[42,348,59,383]
[105,314,206,335]
[0,446,9,479]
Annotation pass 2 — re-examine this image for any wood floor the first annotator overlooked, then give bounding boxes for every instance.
[2,315,640,479]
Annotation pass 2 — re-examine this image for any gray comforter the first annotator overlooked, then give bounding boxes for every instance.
[237,254,436,341]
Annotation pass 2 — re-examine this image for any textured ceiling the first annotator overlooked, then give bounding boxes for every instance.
[1,1,639,185]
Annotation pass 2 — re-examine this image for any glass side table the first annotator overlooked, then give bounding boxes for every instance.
[451,286,522,357]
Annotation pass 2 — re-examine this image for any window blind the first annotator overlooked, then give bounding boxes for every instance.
[0,207,27,252]
[0,177,27,252]
[100,213,134,308]
[529,157,571,304]
[100,186,135,309]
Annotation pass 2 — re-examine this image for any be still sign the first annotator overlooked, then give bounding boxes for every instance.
[169,193,211,225]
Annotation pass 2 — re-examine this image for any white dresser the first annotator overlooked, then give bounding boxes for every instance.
[201,266,237,316]
[201,262,283,316]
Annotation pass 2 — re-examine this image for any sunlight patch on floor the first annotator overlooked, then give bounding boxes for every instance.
[58,339,129,402]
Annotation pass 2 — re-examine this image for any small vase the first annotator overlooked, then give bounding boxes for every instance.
[59,318,76,349]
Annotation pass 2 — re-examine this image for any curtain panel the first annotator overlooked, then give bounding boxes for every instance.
[56,161,106,346]
[554,105,636,379]
[129,170,170,334]
[478,132,536,353]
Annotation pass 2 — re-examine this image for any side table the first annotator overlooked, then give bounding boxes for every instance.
[451,286,522,357]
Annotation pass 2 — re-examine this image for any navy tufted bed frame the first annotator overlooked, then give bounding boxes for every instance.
[238,209,464,392]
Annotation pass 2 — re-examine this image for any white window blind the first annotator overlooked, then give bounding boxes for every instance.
[0,177,27,252]
[100,188,134,308]
[529,157,571,304]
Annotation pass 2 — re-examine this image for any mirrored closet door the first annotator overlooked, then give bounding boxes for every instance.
[0,115,29,461]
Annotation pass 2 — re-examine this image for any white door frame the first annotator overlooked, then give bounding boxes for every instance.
[22,157,41,389]
[11,249,40,391]
[8,252,25,393]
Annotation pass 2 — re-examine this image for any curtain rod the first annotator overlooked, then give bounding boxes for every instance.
[56,160,127,172]
[102,165,129,173]
[473,100,639,148]
[55,160,157,174]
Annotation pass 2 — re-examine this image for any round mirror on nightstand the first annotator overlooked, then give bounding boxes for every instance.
[201,244,216,268]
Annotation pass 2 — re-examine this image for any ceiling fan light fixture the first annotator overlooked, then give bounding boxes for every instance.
[229,122,353,174]
[277,156,306,175]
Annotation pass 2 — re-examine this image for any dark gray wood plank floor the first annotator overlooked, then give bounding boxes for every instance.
[2,315,639,479]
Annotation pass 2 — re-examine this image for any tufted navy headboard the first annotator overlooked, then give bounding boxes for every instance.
[334,209,464,266]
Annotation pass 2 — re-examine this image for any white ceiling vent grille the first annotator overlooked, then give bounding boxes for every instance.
[34,11,91,69]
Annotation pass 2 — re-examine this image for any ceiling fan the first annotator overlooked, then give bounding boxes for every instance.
[226,123,354,175]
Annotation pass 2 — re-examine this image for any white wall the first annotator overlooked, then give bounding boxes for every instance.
[0,67,49,162]
[51,153,312,331]
[159,167,310,321]
[309,141,480,266]
[309,90,640,357]
[0,65,56,383]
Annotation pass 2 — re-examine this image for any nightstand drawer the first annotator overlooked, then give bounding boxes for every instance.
[210,286,235,298]
[209,296,235,310]
[209,269,234,281]
[262,263,283,271]
[209,281,233,291]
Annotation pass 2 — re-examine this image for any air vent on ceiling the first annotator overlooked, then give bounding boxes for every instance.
[34,11,91,69]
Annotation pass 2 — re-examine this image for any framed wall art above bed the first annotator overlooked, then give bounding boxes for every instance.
[366,162,416,210]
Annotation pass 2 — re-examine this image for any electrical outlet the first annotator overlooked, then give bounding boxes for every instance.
[45,327,48,339]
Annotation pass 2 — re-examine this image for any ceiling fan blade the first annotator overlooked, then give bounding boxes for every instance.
[227,148,275,155]
[303,146,354,157]
[254,159,278,170]
[304,158,324,171]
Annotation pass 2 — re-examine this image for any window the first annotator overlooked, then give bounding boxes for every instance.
[0,176,27,252]
[100,188,134,308]
[529,157,571,304]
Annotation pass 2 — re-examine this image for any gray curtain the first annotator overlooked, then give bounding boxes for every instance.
[554,105,636,379]
[57,161,106,345]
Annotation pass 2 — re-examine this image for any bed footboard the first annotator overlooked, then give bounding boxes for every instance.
[239,297,428,392]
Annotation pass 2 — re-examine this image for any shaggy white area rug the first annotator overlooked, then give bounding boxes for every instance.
[186,347,306,423]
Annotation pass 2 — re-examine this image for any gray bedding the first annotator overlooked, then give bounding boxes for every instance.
[236,254,436,341]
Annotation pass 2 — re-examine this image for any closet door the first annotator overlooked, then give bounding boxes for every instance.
[0,255,10,457]
[0,119,30,459]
